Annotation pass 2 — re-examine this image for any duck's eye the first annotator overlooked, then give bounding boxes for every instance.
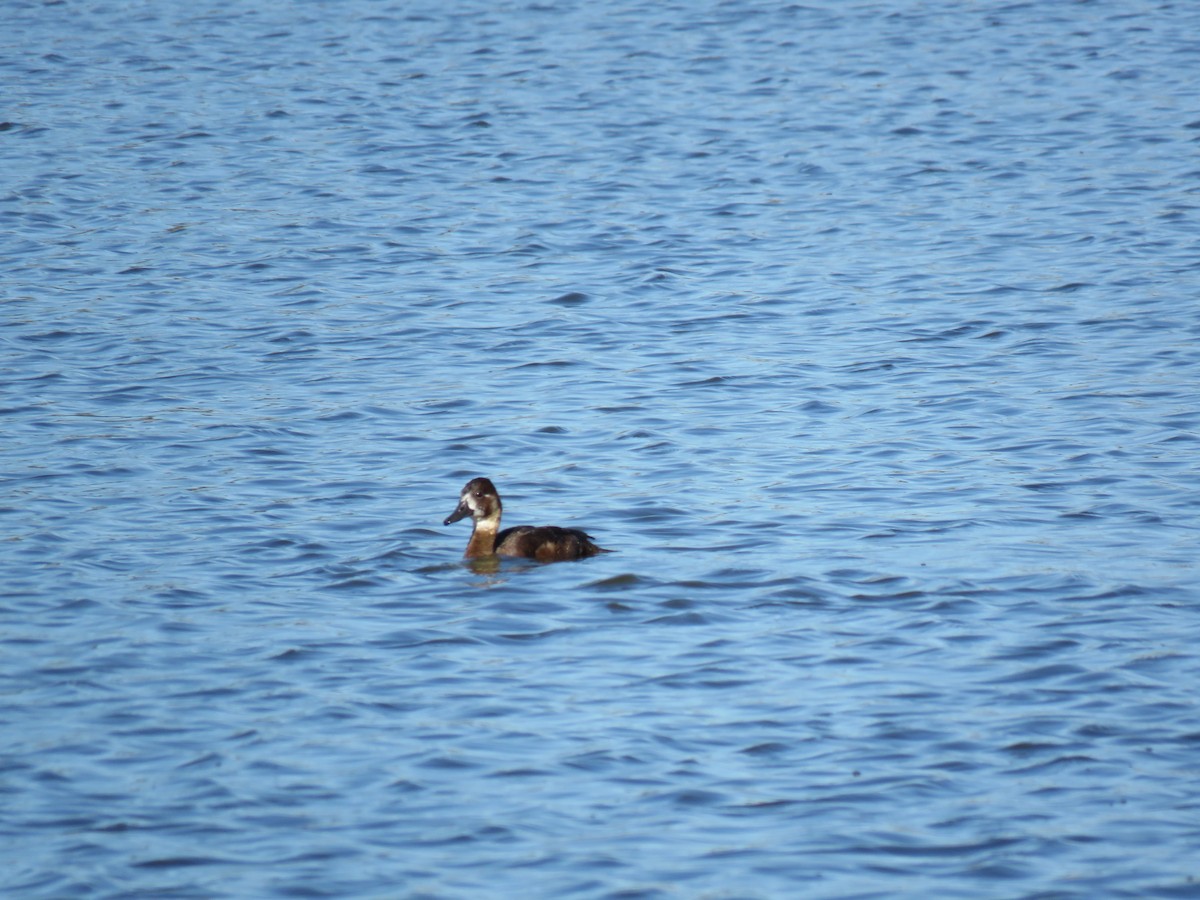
[473,491,484,498]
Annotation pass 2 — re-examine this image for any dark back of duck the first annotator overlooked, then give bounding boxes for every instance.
[496,525,609,562]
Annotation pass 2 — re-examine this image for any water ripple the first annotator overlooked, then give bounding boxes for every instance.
[3,0,1200,897]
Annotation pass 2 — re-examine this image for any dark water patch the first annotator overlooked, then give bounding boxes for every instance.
[851,835,1027,860]
[547,291,589,306]
[133,856,235,869]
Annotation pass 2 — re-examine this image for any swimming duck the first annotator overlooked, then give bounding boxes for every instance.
[444,477,610,561]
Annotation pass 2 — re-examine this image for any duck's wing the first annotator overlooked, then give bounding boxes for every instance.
[495,525,610,561]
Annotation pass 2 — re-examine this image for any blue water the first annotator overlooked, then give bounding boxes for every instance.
[4,0,1200,896]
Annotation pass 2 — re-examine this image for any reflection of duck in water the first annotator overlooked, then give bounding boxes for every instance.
[444,477,610,562]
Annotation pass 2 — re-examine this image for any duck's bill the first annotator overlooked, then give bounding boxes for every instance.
[444,502,470,526]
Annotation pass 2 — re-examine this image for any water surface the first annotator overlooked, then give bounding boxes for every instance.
[3,1,1200,897]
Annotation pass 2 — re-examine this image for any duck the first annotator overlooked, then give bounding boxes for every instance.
[443,476,610,561]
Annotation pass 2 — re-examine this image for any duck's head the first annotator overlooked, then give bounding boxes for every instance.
[444,476,502,525]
